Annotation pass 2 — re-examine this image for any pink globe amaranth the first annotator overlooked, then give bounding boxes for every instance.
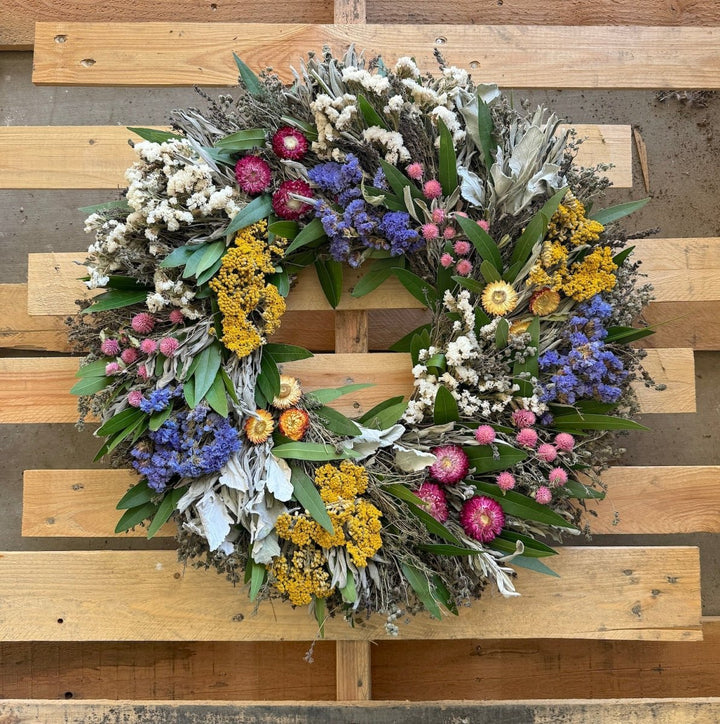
[431,208,446,224]
[422,179,443,200]
[453,240,471,256]
[416,482,449,523]
[443,226,456,240]
[455,259,473,276]
[120,348,139,365]
[127,390,144,408]
[234,155,272,195]
[406,162,424,180]
[131,313,155,335]
[554,432,576,452]
[100,338,120,356]
[477,219,490,232]
[460,496,505,543]
[137,365,150,381]
[440,253,454,268]
[159,337,179,357]
[496,471,516,491]
[474,425,496,445]
[105,361,120,375]
[535,486,552,504]
[511,409,536,428]
[140,338,157,355]
[421,223,440,240]
[169,309,184,324]
[537,443,558,463]
[548,467,568,487]
[272,179,313,220]
[516,428,538,448]
[429,444,469,485]
[271,126,308,161]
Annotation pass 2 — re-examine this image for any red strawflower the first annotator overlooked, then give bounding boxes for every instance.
[460,496,505,542]
[429,445,469,485]
[271,126,308,160]
[235,155,272,195]
[416,482,449,522]
[272,179,313,220]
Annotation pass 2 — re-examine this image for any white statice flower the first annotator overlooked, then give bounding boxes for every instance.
[430,105,466,146]
[384,94,405,114]
[311,93,358,157]
[442,66,470,87]
[394,56,420,79]
[84,268,109,289]
[341,67,390,95]
[443,289,476,332]
[362,127,410,164]
[402,79,447,108]
[445,333,478,366]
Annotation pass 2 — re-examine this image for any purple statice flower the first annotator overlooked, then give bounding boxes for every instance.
[139,387,173,413]
[131,403,240,492]
[372,167,388,189]
[377,211,423,255]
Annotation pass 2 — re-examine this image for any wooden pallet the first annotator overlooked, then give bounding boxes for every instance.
[1,3,720,721]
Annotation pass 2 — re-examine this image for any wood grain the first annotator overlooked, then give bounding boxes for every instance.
[642,301,720,350]
[0,548,702,641]
[0,284,70,352]
[2,698,720,724]
[0,124,631,189]
[32,23,720,89]
[26,465,720,538]
[0,348,696,424]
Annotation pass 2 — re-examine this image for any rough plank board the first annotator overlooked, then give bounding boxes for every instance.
[0,348,696,424]
[26,253,422,315]
[2,699,720,724]
[24,465,720,538]
[0,548,702,641]
[643,301,720,351]
[22,469,175,538]
[0,124,631,189]
[32,23,720,89]
[0,1,332,50]
[0,283,69,352]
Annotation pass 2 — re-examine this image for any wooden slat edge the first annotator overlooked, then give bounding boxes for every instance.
[32,24,720,89]
[0,283,70,352]
[0,547,701,641]
[0,348,695,424]
[0,124,630,189]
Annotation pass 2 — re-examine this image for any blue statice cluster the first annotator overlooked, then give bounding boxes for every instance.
[139,386,177,413]
[308,154,422,266]
[539,294,627,405]
[131,403,240,492]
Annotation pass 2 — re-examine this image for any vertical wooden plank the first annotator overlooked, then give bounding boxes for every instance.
[334,0,366,24]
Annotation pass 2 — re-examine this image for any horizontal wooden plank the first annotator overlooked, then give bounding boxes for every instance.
[642,301,720,351]
[0,1,332,50]
[0,124,631,189]
[0,347,695,425]
[2,699,720,724]
[588,466,720,535]
[32,23,720,89]
[0,283,70,352]
[25,465,720,538]
[0,548,702,641]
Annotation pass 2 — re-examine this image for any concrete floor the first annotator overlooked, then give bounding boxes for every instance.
[2,51,720,608]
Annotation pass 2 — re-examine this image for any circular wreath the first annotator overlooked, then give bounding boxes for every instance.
[70,48,652,631]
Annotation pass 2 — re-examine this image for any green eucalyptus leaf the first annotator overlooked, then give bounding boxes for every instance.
[247,558,267,601]
[401,562,443,620]
[97,408,146,436]
[378,160,424,201]
[115,502,157,534]
[314,257,343,308]
[284,217,326,255]
[268,220,299,239]
[225,195,272,238]
[389,324,432,353]
[495,318,509,348]
[563,478,606,500]
[455,215,503,272]
[479,259,502,283]
[511,555,560,577]
[315,406,362,437]
[392,268,437,307]
[590,198,649,226]
[351,257,398,298]
[146,485,186,539]
[309,383,373,405]
[233,53,264,97]
[128,127,182,143]
[70,375,112,397]
[273,442,350,461]
[78,199,131,215]
[214,128,266,151]
[476,95,496,171]
[160,245,197,269]
[116,479,154,510]
[437,118,458,196]
[433,385,459,424]
[613,246,635,266]
[192,343,223,403]
[149,406,173,432]
[290,466,334,534]
[205,373,229,417]
[256,350,281,404]
[357,93,388,129]
[464,444,527,474]
[82,289,148,314]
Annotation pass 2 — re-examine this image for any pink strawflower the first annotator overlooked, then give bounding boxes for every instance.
[537,443,558,463]
[140,338,157,355]
[516,428,538,448]
[120,348,138,365]
[460,496,505,543]
[443,226,456,239]
[169,309,184,324]
[137,365,150,381]
[453,240,471,256]
[496,471,516,491]
[127,390,144,408]
[511,409,536,428]
[440,253,454,268]
[271,126,308,161]
[474,425,496,445]
[421,223,440,240]
[272,179,313,220]
[535,486,552,504]
[235,155,272,195]
[159,337,179,357]
[100,338,120,356]
[429,445,469,485]
[477,219,490,232]
[105,361,120,375]
[416,482,449,523]
[406,162,424,180]
[431,208,446,224]
[554,432,576,452]
[423,179,443,199]
[549,467,568,487]
[131,313,155,335]
[455,259,472,276]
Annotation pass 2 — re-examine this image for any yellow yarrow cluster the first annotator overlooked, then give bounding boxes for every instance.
[209,220,286,358]
[269,461,383,606]
[528,195,616,302]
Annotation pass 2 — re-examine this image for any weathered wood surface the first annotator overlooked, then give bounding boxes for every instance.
[32,23,720,88]
[2,698,720,724]
[0,347,696,425]
[0,283,69,352]
[25,465,720,538]
[0,548,702,641]
[0,124,631,189]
